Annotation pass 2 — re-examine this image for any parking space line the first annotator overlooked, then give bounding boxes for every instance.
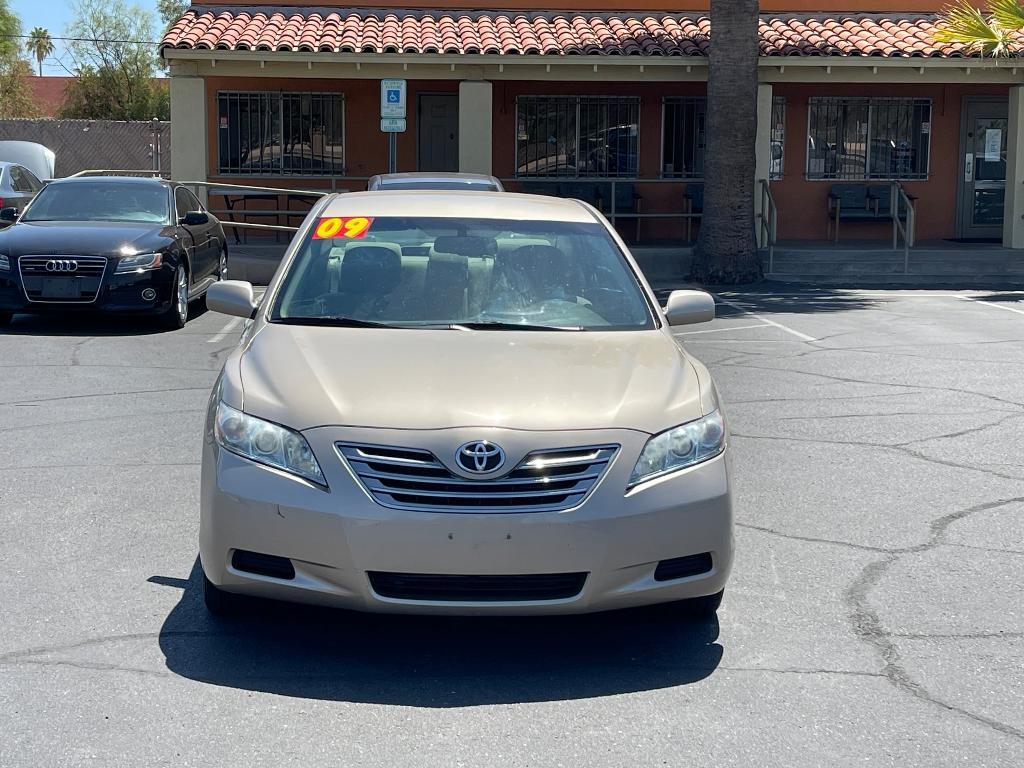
[957,296,1024,317]
[207,317,242,343]
[716,298,817,342]
[676,323,770,336]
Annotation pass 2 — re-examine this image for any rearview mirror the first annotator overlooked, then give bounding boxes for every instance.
[180,210,209,226]
[664,289,715,326]
[207,280,256,318]
[0,207,18,222]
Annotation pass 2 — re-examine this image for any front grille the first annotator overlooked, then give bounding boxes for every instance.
[338,442,618,513]
[368,571,587,601]
[19,256,107,303]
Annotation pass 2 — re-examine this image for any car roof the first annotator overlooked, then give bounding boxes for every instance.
[373,172,497,183]
[320,191,597,223]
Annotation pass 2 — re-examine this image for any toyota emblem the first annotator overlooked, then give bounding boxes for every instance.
[45,259,78,273]
[456,441,505,474]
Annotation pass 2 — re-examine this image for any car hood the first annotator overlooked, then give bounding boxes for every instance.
[0,221,174,257]
[236,324,704,434]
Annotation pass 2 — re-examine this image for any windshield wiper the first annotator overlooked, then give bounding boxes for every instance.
[450,321,584,331]
[270,315,401,329]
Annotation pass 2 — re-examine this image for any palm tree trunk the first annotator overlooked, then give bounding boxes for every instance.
[690,0,762,284]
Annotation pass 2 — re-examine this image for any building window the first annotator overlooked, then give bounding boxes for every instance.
[217,92,345,175]
[661,97,706,178]
[515,96,639,178]
[770,96,786,180]
[806,97,931,180]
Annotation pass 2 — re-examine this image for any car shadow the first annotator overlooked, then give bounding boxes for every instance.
[155,559,724,706]
[1,300,210,337]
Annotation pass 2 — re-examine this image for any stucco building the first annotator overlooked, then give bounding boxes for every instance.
[161,2,1024,249]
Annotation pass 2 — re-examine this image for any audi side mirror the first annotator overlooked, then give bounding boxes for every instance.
[664,290,715,326]
[207,280,257,319]
[0,207,18,222]
[180,210,209,226]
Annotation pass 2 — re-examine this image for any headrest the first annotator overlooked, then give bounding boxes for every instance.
[432,235,497,258]
[339,245,402,294]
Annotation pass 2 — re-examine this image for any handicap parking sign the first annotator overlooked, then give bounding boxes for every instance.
[380,79,407,118]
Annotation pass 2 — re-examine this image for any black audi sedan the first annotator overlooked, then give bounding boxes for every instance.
[0,176,227,329]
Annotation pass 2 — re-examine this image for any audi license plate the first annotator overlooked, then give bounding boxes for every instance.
[39,278,81,299]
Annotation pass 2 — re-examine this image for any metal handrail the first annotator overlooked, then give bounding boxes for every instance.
[758,179,778,273]
[891,180,916,271]
[497,177,702,238]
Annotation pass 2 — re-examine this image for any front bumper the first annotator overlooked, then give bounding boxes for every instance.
[0,263,176,315]
[199,425,734,615]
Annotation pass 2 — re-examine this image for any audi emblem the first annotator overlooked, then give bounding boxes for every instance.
[455,441,505,474]
[45,259,78,273]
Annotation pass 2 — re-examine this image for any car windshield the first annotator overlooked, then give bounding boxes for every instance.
[21,182,169,224]
[270,216,655,330]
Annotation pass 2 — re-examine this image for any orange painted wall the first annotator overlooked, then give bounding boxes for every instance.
[199,75,1010,242]
[204,1,950,13]
[771,82,1010,241]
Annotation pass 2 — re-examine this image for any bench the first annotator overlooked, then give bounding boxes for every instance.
[828,184,915,242]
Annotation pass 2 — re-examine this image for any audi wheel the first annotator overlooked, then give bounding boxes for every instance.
[159,263,189,330]
[218,248,228,281]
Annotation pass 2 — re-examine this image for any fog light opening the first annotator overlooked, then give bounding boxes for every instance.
[141,288,157,301]
[654,552,713,582]
[231,549,296,580]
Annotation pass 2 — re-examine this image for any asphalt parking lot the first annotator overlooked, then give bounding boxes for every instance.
[1,287,1022,766]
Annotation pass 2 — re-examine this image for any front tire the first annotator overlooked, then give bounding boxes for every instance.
[203,572,242,617]
[159,263,189,330]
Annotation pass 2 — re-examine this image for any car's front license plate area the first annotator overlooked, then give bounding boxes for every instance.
[39,278,82,300]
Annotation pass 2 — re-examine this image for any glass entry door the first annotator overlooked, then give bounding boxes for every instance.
[959,100,1008,239]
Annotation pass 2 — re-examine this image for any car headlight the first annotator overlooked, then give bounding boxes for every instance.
[214,401,326,487]
[0,254,9,272]
[115,252,162,274]
[629,411,726,487]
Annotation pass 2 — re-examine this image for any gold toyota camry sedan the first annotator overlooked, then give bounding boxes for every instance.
[200,191,733,617]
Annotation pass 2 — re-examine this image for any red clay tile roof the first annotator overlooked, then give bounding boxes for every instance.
[161,9,1016,58]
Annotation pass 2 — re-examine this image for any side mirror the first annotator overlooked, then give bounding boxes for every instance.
[664,289,715,326]
[180,210,209,226]
[207,280,257,318]
[0,207,18,222]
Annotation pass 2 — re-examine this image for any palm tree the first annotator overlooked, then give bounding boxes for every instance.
[936,0,1024,56]
[25,27,53,76]
[689,0,762,284]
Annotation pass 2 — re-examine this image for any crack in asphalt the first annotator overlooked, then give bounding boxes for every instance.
[730,432,1024,484]
[0,386,214,407]
[714,358,1024,411]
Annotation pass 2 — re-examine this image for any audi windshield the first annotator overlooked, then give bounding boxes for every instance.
[21,181,171,224]
[270,216,656,331]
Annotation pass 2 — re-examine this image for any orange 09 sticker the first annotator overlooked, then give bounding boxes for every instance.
[313,216,374,240]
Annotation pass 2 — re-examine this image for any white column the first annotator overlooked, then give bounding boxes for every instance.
[458,80,493,175]
[1004,85,1024,248]
[754,83,774,247]
[170,73,208,203]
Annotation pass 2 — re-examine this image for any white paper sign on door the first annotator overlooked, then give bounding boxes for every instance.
[984,129,1002,161]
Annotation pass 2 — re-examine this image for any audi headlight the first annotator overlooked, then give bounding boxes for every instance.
[214,401,326,487]
[0,254,9,272]
[115,252,162,274]
[629,411,726,487]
